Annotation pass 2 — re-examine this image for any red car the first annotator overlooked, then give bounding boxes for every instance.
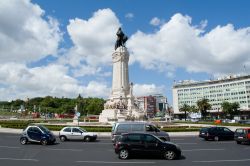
[234,128,250,144]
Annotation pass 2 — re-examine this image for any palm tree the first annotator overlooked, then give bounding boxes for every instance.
[197,98,211,120]
[179,104,191,121]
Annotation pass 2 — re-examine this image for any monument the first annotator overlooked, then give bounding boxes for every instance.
[99,28,145,122]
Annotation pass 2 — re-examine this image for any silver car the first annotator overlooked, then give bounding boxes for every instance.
[59,127,97,142]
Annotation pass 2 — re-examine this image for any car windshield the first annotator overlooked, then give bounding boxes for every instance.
[38,126,50,133]
[79,128,87,132]
[111,123,117,132]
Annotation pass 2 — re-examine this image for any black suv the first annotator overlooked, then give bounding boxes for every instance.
[20,125,56,145]
[199,126,234,141]
[114,133,181,160]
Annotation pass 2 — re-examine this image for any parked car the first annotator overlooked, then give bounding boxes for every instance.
[20,125,56,145]
[59,126,97,142]
[239,120,250,124]
[234,128,250,144]
[199,126,234,141]
[111,122,170,142]
[114,133,181,160]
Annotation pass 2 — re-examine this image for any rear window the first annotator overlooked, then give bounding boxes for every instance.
[200,128,208,132]
[236,129,246,134]
[117,124,131,132]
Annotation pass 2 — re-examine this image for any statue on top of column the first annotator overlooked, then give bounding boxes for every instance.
[115,27,128,50]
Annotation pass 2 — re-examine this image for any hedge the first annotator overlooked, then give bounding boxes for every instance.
[0,120,202,132]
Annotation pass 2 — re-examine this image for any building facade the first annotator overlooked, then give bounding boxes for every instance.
[173,75,250,119]
[137,94,168,118]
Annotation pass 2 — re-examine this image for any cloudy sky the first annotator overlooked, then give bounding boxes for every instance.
[0,0,250,105]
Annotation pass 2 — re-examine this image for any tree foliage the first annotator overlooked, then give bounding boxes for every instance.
[197,98,211,120]
[221,101,240,119]
[0,96,105,116]
[179,104,191,121]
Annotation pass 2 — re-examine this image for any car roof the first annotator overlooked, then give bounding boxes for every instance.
[63,126,81,128]
[115,121,152,125]
[236,128,250,130]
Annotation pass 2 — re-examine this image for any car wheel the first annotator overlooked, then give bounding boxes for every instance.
[164,150,176,160]
[84,136,91,142]
[236,141,241,144]
[119,149,129,159]
[20,137,28,145]
[60,136,67,142]
[214,136,219,141]
[41,139,47,145]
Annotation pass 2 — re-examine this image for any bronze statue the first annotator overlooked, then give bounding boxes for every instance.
[115,27,128,50]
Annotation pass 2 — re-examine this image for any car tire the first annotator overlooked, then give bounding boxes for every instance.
[20,137,28,145]
[163,150,176,160]
[84,136,91,142]
[236,141,241,144]
[214,136,219,141]
[60,136,67,142]
[119,149,129,159]
[41,139,47,145]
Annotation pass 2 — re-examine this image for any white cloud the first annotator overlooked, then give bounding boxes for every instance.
[133,84,166,97]
[128,13,250,76]
[0,0,62,63]
[125,13,134,20]
[150,17,163,26]
[64,8,120,67]
[0,63,110,100]
[58,8,121,77]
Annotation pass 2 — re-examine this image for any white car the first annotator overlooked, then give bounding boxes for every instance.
[59,127,97,142]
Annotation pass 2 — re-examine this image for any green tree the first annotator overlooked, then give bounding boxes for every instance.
[190,105,199,113]
[197,98,211,120]
[179,104,191,121]
[221,101,240,120]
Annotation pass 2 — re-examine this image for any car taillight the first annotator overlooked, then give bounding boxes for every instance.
[115,143,119,149]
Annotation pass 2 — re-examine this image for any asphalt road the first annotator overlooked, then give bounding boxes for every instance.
[0,133,250,166]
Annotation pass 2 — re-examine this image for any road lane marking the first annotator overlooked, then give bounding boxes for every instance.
[183,148,224,152]
[193,159,250,163]
[46,148,83,152]
[177,143,197,145]
[172,139,184,140]
[0,146,20,149]
[0,158,38,162]
[76,161,155,164]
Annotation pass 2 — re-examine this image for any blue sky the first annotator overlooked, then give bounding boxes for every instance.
[0,0,250,106]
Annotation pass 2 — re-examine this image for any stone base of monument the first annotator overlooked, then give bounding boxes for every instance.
[73,116,79,124]
[99,109,117,123]
[99,108,145,123]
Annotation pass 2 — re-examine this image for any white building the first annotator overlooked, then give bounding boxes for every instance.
[172,75,250,119]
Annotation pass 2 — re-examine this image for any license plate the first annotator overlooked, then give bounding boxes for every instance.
[201,133,205,135]
[238,137,243,139]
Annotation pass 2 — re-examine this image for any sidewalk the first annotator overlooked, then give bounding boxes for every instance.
[0,127,198,137]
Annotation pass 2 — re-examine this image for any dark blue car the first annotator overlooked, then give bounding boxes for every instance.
[20,125,56,145]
